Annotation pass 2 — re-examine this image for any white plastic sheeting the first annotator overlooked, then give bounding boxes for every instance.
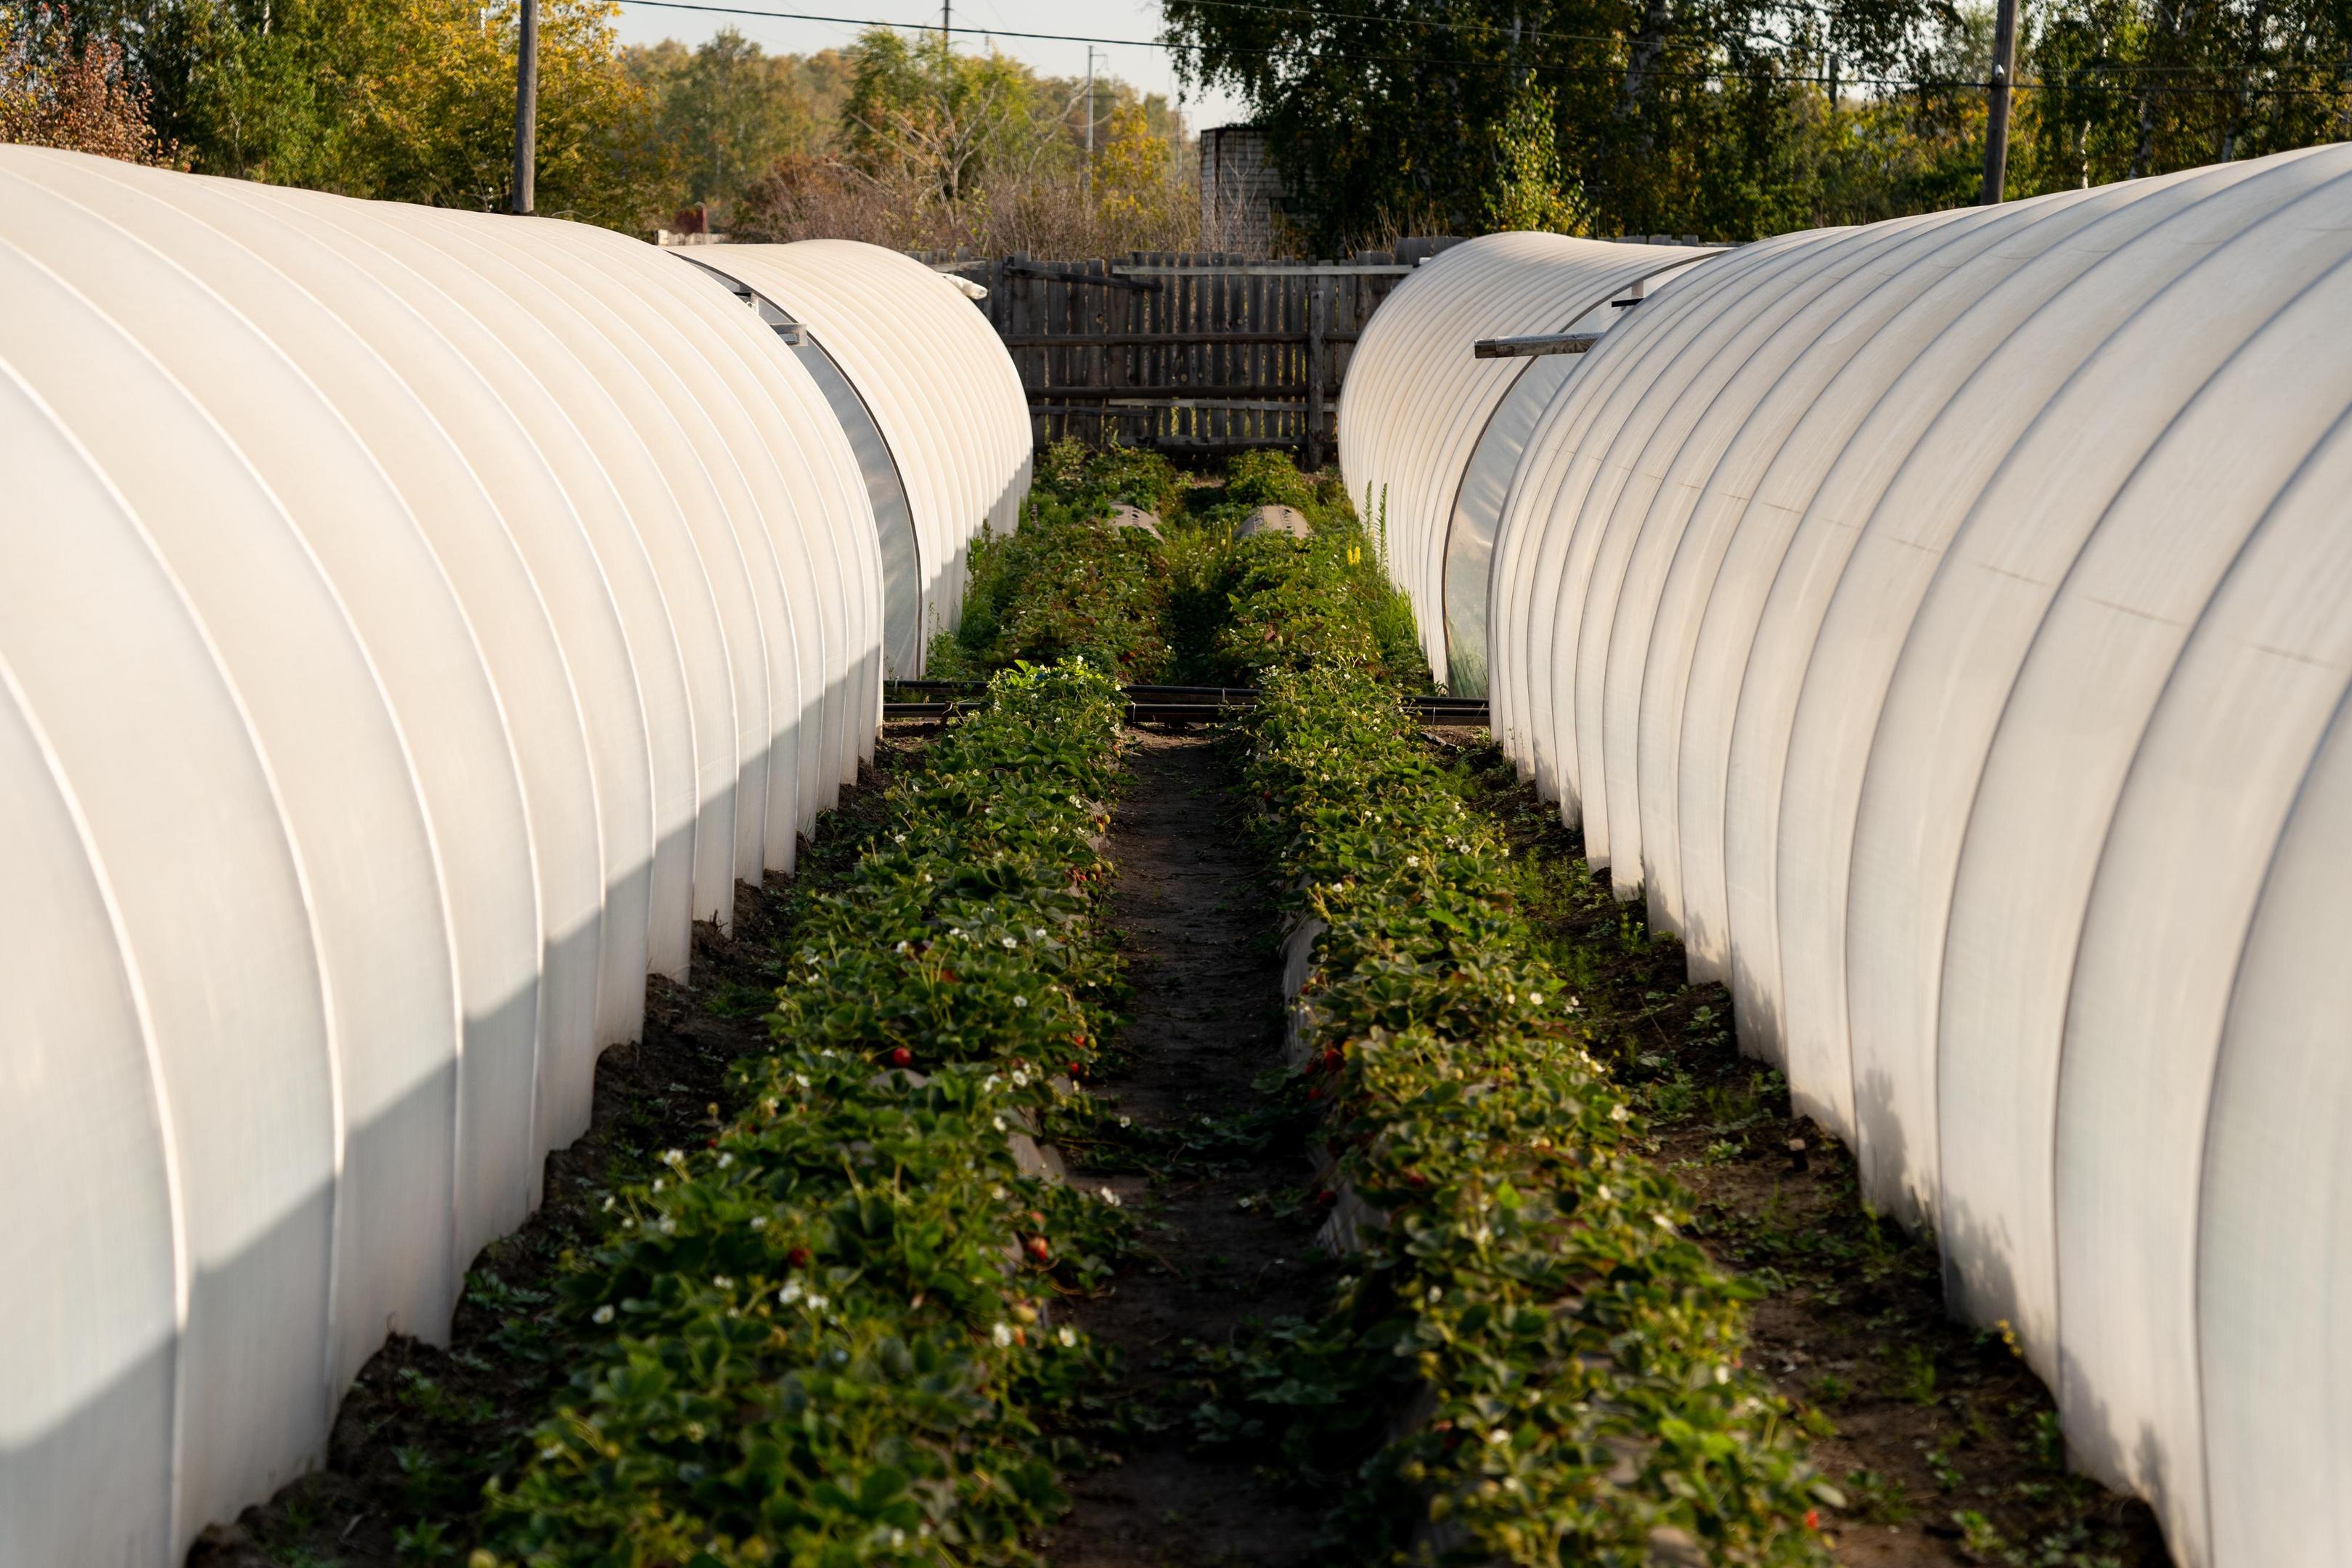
[1446,142,2352,1568]
[0,147,895,1564]
[1334,232,1719,691]
[693,240,1033,674]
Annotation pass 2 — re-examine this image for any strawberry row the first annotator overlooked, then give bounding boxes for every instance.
[1243,661,1837,1564]
[478,662,1132,1567]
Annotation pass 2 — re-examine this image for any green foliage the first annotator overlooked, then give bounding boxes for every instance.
[1180,517,1834,1560]
[1235,663,1833,1564]
[839,28,1049,203]
[17,3,1193,240]
[1183,454,1427,689]
[1162,0,1898,245]
[73,0,666,223]
[480,663,1133,1567]
[926,441,1183,682]
[622,28,836,213]
[1032,436,1184,518]
[926,446,1426,692]
[1162,0,2352,245]
[1485,84,1590,234]
[2018,0,2352,190]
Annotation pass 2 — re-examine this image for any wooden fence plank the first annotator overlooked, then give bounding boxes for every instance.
[939,252,1416,461]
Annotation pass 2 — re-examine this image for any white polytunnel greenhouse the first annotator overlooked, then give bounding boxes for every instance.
[683,240,1034,676]
[0,146,1026,1564]
[1345,140,2352,1568]
[1334,229,1718,695]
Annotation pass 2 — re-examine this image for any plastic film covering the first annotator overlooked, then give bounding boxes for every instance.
[689,240,1034,672]
[1334,231,1724,689]
[1452,142,2352,1568]
[0,146,890,1563]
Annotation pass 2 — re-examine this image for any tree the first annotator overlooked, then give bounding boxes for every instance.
[1161,0,2352,246]
[1,6,173,160]
[838,28,1059,205]
[21,0,663,224]
[626,28,822,209]
[1090,97,1190,248]
[2014,0,2352,192]
[1158,0,1906,244]
[1484,83,1591,230]
[727,29,1199,253]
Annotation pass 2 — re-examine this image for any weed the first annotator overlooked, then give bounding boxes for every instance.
[1842,1467,1912,1524]
[1892,1342,1940,1404]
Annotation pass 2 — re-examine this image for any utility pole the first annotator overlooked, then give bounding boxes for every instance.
[1083,46,1099,199]
[510,0,537,214]
[1980,0,2019,204]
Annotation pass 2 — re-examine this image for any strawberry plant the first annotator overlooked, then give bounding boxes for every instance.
[478,663,1135,1567]
[926,441,1183,682]
[1221,544,1834,1562]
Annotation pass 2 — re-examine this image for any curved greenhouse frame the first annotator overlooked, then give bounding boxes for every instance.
[691,240,1034,674]
[0,147,894,1564]
[1334,230,1719,691]
[1421,142,2352,1568]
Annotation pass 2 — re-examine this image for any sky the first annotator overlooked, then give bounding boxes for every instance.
[607,0,1257,131]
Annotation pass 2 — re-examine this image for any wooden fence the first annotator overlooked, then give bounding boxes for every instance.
[928,250,1432,467]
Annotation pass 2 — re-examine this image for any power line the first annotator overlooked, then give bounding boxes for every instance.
[611,0,2352,98]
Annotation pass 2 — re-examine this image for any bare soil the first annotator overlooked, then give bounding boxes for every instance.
[1044,727,1327,1568]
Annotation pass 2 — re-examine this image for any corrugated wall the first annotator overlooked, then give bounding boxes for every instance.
[1349,141,2352,1568]
[0,148,1026,1563]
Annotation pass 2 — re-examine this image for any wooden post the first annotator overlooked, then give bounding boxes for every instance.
[510,0,537,214]
[1980,0,2020,204]
[1304,274,1327,472]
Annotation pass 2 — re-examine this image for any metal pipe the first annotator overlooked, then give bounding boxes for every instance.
[1473,331,1604,359]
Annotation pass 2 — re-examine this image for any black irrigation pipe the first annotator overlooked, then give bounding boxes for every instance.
[884,681,1490,725]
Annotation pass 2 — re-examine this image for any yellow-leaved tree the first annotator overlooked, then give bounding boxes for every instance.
[1483,84,1590,236]
[1089,99,1184,253]
[310,0,661,223]
[1,7,173,163]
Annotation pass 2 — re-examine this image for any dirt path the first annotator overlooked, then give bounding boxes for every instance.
[1048,729,1326,1568]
